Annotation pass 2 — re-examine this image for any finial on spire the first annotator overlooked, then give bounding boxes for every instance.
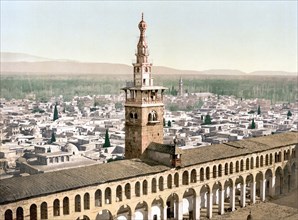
[142,12,144,21]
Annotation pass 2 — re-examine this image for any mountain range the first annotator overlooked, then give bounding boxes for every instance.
[1,52,296,76]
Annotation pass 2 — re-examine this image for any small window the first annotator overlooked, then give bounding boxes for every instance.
[134,113,138,119]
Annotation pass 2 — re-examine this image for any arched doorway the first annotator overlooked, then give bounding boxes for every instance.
[275,166,283,195]
[96,210,112,220]
[135,201,148,220]
[117,205,132,220]
[182,188,197,220]
[245,174,255,205]
[151,197,164,220]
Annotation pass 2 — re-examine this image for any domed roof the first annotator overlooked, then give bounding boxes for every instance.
[138,13,147,31]
[64,143,78,153]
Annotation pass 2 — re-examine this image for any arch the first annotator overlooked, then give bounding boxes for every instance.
[16,207,23,220]
[174,173,179,187]
[63,197,70,215]
[117,205,132,220]
[135,181,141,197]
[167,174,173,188]
[95,189,102,207]
[125,183,131,199]
[152,178,157,193]
[182,188,197,219]
[76,215,90,220]
[225,163,229,175]
[5,209,13,220]
[182,170,189,185]
[270,153,273,165]
[246,158,250,170]
[290,162,296,190]
[236,161,239,173]
[96,210,112,220]
[199,184,211,219]
[240,159,244,171]
[105,187,112,204]
[250,157,254,169]
[75,195,81,212]
[206,167,210,180]
[256,156,260,168]
[218,164,222,177]
[265,154,269,166]
[212,165,217,178]
[40,202,48,219]
[200,168,204,181]
[152,197,164,220]
[84,193,90,210]
[283,165,291,193]
[143,180,148,195]
[30,204,37,220]
[116,185,123,202]
[191,169,197,183]
[275,166,283,195]
[53,199,60,216]
[265,168,273,197]
[159,176,164,191]
[229,162,234,174]
[135,201,149,220]
[166,193,179,219]
[260,155,264,167]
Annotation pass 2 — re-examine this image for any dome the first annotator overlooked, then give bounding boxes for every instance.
[138,13,147,31]
[64,143,79,154]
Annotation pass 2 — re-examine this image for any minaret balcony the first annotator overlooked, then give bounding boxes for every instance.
[126,97,163,105]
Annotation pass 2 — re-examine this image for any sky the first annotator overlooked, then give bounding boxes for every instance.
[1,0,297,72]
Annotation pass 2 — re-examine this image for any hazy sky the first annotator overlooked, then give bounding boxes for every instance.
[1,1,297,72]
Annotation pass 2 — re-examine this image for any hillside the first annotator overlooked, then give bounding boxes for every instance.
[0,52,296,76]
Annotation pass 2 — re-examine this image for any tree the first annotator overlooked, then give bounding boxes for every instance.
[50,132,56,143]
[167,120,172,127]
[287,110,292,119]
[250,119,256,129]
[204,114,212,125]
[257,105,261,115]
[53,104,58,121]
[103,129,111,148]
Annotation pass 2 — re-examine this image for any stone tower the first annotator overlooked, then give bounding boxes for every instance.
[178,76,183,96]
[122,14,167,159]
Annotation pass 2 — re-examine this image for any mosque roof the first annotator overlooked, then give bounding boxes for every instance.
[0,132,297,205]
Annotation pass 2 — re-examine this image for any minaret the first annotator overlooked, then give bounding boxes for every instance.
[178,76,183,96]
[122,14,167,159]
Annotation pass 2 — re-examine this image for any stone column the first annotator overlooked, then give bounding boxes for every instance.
[207,192,213,219]
[269,176,276,197]
[250,181,256,204]
[162,206,167,220]
[147,206,152,220]
[218,189,225,215]
[260,179,266,201]
[195,194,201,219]
[240,183,246,207]
[230,185,235,211]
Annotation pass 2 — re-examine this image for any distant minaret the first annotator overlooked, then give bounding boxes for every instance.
[122,14,167,159]
[178,76,183,96]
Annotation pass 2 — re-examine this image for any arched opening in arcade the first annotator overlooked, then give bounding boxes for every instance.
[76,215,90,220]
[96,209,112,220]
[283,165,291,193]
[166,193,179,220]
[135,201,149,220]
[117,205,132,220]
[245,174,255,205]
[182,188,197,220]
[212,181,224,217]
[223,178,235,213]
[30,204,37,220]
[235,176,245,208]
[255,171,265,202]
[275,166,283,195]
[265,168,273,198]
[4,209,13,220]
[151,197,164,220]
[199,184,211,219]
[290,162,297,190]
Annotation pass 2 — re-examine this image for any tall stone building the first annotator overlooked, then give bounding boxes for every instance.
[122,14,167,159]
[178,77,183,96]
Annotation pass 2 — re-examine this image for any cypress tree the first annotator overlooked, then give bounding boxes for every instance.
[167,120,172,127]
[53,104,58,121]
[103,129,111,148]
[257,105,261,115]
[204,114,212,125]
[251,119,256,129]
[287,110,292,119]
